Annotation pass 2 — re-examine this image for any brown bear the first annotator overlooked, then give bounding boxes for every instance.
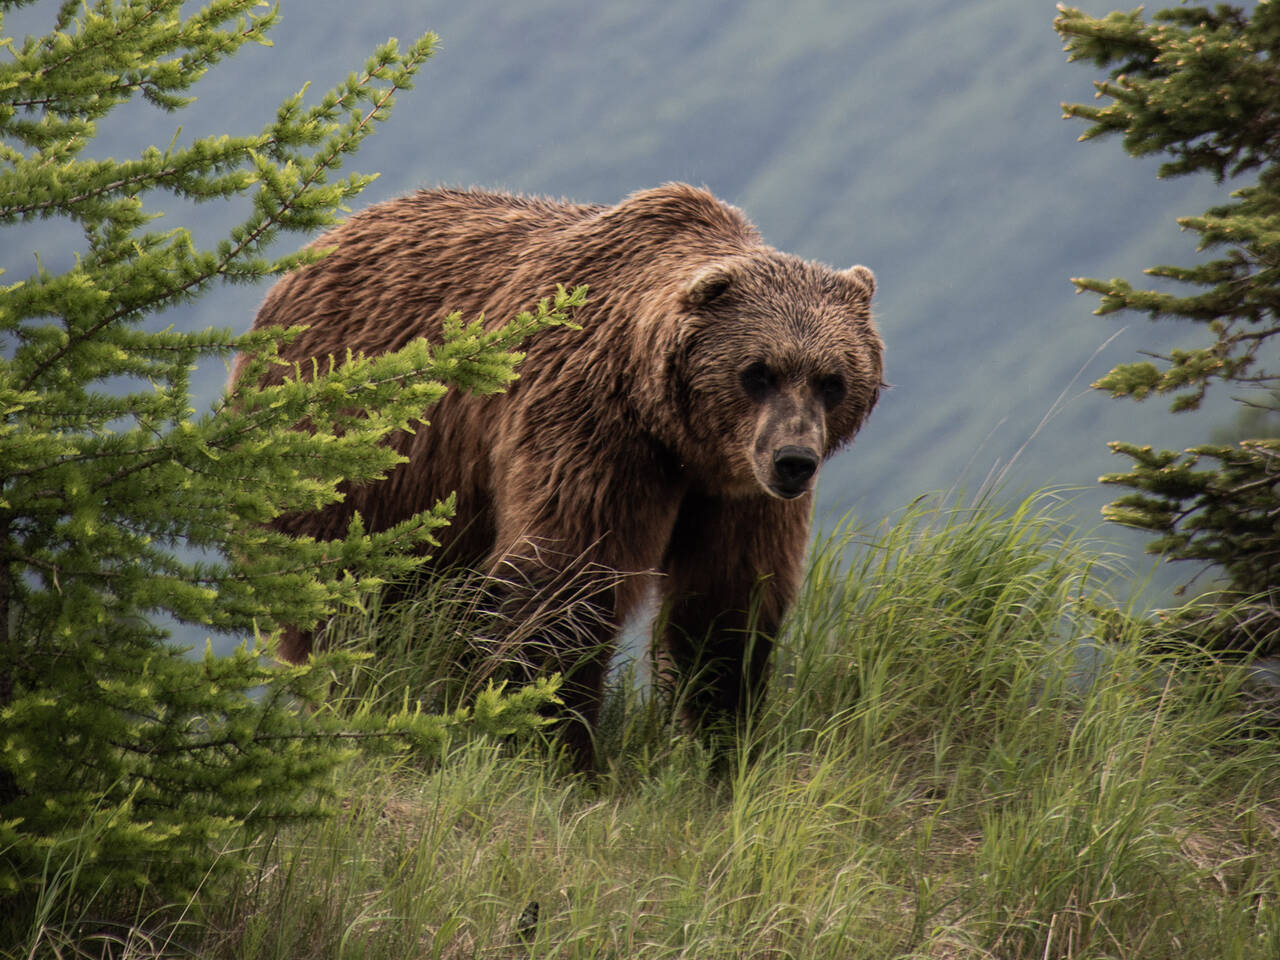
[238,183,883,767]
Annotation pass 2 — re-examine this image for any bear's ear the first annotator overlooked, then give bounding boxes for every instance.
[840,264,876,299]
[682,263,738,311]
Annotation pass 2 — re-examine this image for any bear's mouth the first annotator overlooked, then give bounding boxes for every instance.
[766,480,812,500]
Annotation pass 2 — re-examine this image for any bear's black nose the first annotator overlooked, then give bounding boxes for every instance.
[772,446,819,492]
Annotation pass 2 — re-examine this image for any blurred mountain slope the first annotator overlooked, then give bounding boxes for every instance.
[2,0,1239,603]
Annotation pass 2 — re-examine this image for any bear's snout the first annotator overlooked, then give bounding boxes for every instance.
[770,445,820,498]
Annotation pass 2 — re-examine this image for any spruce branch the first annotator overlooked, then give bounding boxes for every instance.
[0,1,568,920]
[1058,2,1280,643]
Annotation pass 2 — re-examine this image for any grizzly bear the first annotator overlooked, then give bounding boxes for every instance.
[238,183,883,767]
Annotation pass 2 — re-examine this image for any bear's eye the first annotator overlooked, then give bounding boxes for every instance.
[740,362,777,402]
[817,374,846,410]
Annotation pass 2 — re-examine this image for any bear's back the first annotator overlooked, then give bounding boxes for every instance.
[246,189,603,379]
[243,184,761,392]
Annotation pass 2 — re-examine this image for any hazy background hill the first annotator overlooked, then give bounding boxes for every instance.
[4,0,1250,621]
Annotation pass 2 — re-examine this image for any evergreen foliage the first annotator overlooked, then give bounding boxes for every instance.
[0,0,575,929]
[1056,2,1280,649]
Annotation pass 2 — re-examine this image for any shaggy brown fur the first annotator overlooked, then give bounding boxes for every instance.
[237,183,884,766]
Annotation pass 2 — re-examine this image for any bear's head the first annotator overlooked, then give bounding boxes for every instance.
[668,253,883,501]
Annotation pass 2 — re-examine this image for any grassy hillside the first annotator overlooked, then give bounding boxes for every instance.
[17,495,1280,959]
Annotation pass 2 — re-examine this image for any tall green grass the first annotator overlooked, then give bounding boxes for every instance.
[14,492,1280,959]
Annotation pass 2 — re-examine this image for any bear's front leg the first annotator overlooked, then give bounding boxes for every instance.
[657,492,810,748]
[484,444,684,771]
[481,541,625,770]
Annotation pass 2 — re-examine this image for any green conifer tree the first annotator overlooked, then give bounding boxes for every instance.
[0,0,575,930]
[1056,2,1280,651]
